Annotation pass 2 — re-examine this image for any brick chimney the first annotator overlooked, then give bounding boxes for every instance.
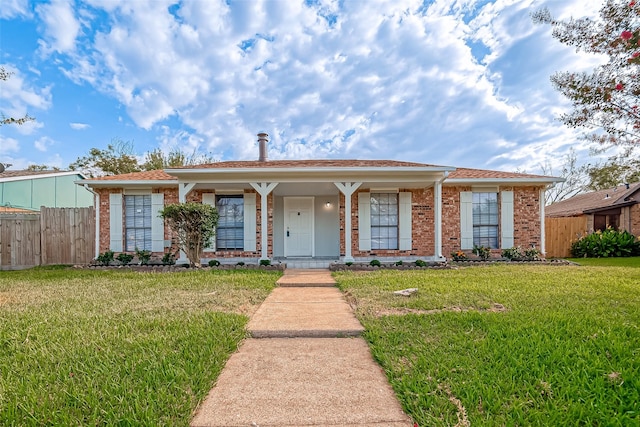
[257,132,269,162]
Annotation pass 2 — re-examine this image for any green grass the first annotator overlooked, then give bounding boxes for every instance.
[566,256,640,267]
[334,265,640,426]
[0,268,279,426]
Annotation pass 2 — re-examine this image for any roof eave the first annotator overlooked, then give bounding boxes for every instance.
[78,180,177,187]
[165,166,457,174]
[444,177,562,185]
[0,171,87,183]
[583,200,638,214]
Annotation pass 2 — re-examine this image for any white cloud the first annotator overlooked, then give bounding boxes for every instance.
[0,0,30,19]
[10,0,607,172]
[69,122,90,130]
[0,137,20,155]
[34,136,55,152]
[36,0,81,54]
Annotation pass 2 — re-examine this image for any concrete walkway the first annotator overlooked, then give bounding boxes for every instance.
[190,269,414,427]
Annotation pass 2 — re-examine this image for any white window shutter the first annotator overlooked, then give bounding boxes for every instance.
[244,193,257,252]
[109,193,123,252]
[149,193,164,252]
[358,192,371,251]
[399,192,412,250]
[501,190,514,248]
[202,193,216,252]
[460,191,473,250]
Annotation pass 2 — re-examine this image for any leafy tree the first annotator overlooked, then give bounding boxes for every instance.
[69,138,141,177]
[159,202,218,268]
[533,1,640,147]
[540,148,589,204]
[142,148,215,170]
[587,149,640,189]
[1,66,34,126]
[26,164,60,172]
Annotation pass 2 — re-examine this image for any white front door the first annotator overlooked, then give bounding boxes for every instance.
[284,197,314,257]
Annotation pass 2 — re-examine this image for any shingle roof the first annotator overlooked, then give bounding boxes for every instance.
[447,167,551,180]
[83,161,557,182]
[0,170,72,179]
[85,170,177,181]
[546,183,640,217]
[173,159,444,169]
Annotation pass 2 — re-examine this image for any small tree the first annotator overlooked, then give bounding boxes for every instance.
[159,202,218,268]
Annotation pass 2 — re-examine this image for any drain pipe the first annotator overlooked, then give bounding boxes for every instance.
[84,184,100,259]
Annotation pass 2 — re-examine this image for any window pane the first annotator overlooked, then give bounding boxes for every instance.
[124,195,152,251]
[216,195,244,250]
[370,192,399,250]
[472,192,498,249]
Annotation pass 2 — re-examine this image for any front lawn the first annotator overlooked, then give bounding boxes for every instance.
[567,256,640,267]
[0,268,279,426]
[334,265,640,426]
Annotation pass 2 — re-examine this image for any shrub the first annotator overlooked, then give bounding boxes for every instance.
[570,228,640,258]
[96,250,114,266]
[135,248,151,265]
[345,262,353,266]
[259,259,271,266]
[208,259,221,267]
[501,247,524,261]
[415,259,427,267]
[369,259,382,267]
[116,253,134,265]
[395,260,403,266]
[451,250,468,261]
[161,252,176,265]
[236,261,245,266]
[473,244,491,260]
[524,247,541,260]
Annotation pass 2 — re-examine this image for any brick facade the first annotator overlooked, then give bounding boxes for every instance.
[97,184,546,261]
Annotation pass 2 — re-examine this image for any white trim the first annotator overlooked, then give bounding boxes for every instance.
[151,193,165,252]
[540,188,546,255]
[202,193,216,252]
[1,171,87,183]
[472,186,499,193]
[445,178,561,185]
[460,191,473,250]
[399,192,412,250]
[283,197,315,257]
[357,192,371,251]
[243,193,257,252]
[434,179,443,259]
[109,193,123,252]
[500,191,514,248]
[179,182,196,203]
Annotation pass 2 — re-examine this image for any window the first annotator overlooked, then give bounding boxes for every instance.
[472,192,498,249]
[124,195,152,251]
[216,195,244,250]
[370,193,398,250]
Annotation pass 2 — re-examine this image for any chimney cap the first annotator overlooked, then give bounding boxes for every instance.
[257,132,269,138]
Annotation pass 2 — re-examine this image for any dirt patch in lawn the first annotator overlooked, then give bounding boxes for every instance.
[0,292,10,306]
[374,302,507,317]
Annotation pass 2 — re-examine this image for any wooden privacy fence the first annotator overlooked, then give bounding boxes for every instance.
[545,216,588,258]
[0,207,95,270]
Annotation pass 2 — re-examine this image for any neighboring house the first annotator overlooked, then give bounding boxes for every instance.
[0,170,94,211]
[546,183,640,235]
[81,134,560,265]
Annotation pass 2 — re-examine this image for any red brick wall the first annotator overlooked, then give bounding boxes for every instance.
[441,185,544,256]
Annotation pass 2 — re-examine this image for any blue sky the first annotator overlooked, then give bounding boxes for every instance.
[1,0,605,173]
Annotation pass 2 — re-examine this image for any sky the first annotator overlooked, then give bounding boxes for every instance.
[0,0,607,174]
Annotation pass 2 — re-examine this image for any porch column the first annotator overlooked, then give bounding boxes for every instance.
[540,188,546,256]
[434,178,444,260]
[250,182,279,261]
[178,182,196,203]
[334,182,362,263]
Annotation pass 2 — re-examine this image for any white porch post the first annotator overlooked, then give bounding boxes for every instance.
[178,182,196,203]
[540,188,546,256]
[250,182,279,261]
[334,182,362,263]
[177,182,196,263]
[434,178,444,260]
